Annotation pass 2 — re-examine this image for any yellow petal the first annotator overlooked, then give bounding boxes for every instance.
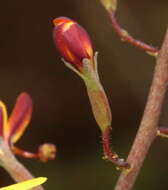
[0,177,47,190]
[6,92,33,143]
[0,101,8,139]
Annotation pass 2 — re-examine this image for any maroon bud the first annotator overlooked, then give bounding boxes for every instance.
[53,17,93,71]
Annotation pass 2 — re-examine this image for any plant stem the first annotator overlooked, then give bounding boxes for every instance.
[0,138,44,190]
[84,68,129,169]
[102,127,130,169]
[108,12,158,56]
[114,29,168,190]
[157,127,168,138]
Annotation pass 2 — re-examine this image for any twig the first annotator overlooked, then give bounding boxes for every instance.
[11,146,38,159]
[102,128,130,169]
[108,12,159,56]
[114,29,168,190]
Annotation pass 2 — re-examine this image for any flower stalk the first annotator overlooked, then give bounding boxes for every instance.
[12,143,56,162]
[100,0,159,56]
[82,56,129,169]
[0,137,44,190]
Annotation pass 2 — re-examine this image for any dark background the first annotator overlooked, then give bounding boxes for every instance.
[0,0,168,189]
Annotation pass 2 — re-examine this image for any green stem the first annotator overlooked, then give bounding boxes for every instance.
[84,72,129,169]
[63,55,129,168]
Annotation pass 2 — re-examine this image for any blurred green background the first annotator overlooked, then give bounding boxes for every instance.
[0,0,168,189]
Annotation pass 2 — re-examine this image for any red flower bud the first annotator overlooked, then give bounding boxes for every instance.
[53,17,93,71]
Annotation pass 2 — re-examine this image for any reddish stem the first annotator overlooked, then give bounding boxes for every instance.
[84,67,129,169]
[157,127,168,137]
[102,128,130,169]
[12,144,56,162]
[108,12,159,55]
[114,29,168,190]
[12,146,39,159]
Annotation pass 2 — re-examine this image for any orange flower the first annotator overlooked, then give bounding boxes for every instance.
[0,93,56,162]
[53,17,94,72]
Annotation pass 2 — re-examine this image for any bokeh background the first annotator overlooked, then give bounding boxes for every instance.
[0,0,168,189]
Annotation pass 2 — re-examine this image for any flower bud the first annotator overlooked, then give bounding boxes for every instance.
[100,0,117,12]
[38,143,56,162]
[53,17,93,71]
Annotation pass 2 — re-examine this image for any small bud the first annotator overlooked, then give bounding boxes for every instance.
[53,17,94,72]
[38,143,56,162]
[100,0,117,12]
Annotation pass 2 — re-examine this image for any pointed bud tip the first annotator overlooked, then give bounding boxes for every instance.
[53,16,73,26]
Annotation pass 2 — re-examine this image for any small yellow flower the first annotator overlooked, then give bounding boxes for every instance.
[0,177,47,190]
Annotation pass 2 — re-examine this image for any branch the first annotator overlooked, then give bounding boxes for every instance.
[108,12,159,56]
[100,0,159,55]
[114,29,168,190]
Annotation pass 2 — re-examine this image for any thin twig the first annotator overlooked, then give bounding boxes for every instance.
[114,29,168,190]
[108,12,159,56]
[102,128,130,169]
[11,146,39,159]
